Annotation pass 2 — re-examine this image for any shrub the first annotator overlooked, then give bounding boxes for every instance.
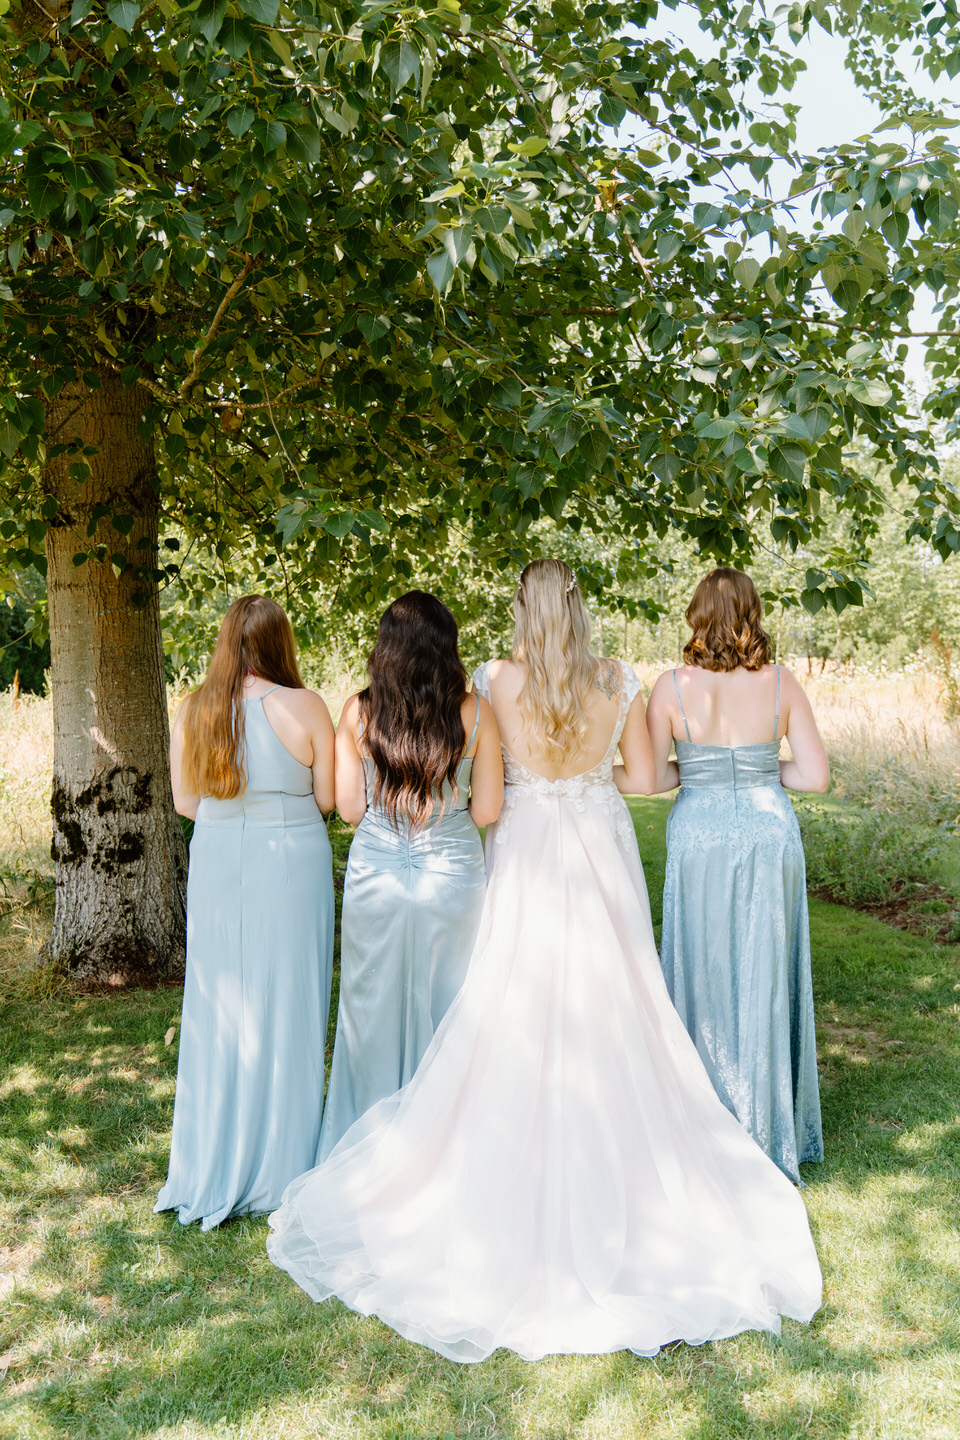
[796,802,945,908]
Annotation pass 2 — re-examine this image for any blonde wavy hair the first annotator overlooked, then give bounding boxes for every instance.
[683,568,772,672]
[513,559,595,764]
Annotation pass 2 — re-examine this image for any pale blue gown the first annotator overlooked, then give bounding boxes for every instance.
[659,667,823,1182]
[317,700,486,1160]
[155,688,334,1229]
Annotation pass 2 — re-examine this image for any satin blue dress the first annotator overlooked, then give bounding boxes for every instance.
[317,700,487,1159]
[155,688,334,1229]
[659,668,823,1182]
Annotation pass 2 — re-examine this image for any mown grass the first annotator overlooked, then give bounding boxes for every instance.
[2,796,958,1440]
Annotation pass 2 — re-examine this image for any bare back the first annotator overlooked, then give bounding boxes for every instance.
[482,656,629,780]
[670,664,782,747]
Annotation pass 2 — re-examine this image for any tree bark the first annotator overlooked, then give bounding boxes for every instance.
[42,370,186,986]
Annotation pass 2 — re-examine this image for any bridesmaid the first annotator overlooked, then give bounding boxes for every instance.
[318,590,503,1160]
[645,567,829,1182]
[156,595,335,1229]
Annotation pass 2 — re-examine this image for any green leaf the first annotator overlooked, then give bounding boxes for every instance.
[923,190,959,236]
[358,313,391,343]
[733,257,761,289]
[239,0,279,22]
[219,17,254,58]
[285,124,321,164]
[380,39,420,93]
[196,0,226,42]
[549,413,585,459]
[578,428,610,472]
[427,248,455,294]
[769,442,806,484]
[598,93,627,127]
[105,0,140,31]
[800,587,826,615]
[251,119,286,152]
[324,510,355,538]
[847,377,892,408]
[227,102,256,138]
[656,232,682,264]
[26,172,61,219]
[492,376,522,410]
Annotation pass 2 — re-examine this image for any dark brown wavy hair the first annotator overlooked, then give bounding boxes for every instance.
[683,568,772,672]
[360,591,468,826]
[181,595,304,798]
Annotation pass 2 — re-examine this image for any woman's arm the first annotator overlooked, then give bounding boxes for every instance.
[779,669,830,793]
[169,699,200,819]
[613,690,663,795]
[304,690,336,815]
[624,674,679,794]
[467,696,505,827]
[334,694,368,825]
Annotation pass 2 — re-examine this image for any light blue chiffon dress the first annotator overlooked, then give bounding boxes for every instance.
[659,667,823,1182]
[317,700,486,1160]
[155,688,334,1229]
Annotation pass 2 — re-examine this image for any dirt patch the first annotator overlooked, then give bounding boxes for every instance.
[811,881,960,945]
[818,1021,907,1065]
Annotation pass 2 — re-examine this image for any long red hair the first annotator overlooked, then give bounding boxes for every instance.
[181,595,304,798]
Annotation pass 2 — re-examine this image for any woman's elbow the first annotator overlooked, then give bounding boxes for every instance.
[470,795,503,828]
[811,762,830,794]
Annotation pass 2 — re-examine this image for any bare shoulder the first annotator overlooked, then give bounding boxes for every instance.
[485,658,522,696]
[775,665,813,708]
[273,685,332,726]
[171,691,193,730]
[594,655,622,699]
[646,670,676,708]
[335,691,362,731]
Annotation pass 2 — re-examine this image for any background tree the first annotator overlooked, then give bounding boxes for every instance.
[0,0,958,982]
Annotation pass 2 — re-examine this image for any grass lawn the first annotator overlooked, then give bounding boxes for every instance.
[1,798,958,1439]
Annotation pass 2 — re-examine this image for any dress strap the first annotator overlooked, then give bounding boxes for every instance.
[254,684,281,700]
[465,694,481,753]
[672,669,692,742]
[357,702,365,741]
[773,665,781,740]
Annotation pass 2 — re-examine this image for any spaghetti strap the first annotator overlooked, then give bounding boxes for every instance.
[253,684,281,700]
[673,669,692,743]
[773,665,781,740]
[465,695,481,754]
[357,702,365,741]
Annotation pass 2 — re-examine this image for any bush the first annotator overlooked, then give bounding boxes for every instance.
[796,802,945,908]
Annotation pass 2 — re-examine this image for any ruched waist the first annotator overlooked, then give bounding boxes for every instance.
[361,805,474,842]
[196,792,324,827]
[676,740,781,790]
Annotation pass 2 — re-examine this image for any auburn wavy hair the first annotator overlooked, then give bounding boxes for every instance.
[181,595,304,799]
[360,591,468,827]
[513,558,595,764]
[683,568,772,672]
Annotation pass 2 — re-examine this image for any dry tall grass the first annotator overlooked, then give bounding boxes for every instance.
[632,659,960,830]
[0,689,55,991]
[803,667,960,829]
[0,664,956,996]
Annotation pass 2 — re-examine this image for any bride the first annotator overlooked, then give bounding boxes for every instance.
[267,559,822,1363]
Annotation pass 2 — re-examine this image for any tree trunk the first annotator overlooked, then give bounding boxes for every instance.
[42,370,186,986]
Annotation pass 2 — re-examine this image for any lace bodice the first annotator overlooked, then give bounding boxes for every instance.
[471,659,643,846]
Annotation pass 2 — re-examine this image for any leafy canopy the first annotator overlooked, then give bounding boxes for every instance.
[0,0,958,618]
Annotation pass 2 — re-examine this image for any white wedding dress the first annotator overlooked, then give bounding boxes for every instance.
[267,661,822,1362]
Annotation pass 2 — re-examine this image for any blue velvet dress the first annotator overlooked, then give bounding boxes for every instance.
[155,689,334,1229]
[659,668,823,1182]
[317,700,486,1159]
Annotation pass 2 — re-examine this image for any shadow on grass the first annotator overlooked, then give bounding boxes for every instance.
[2,881,958,1439]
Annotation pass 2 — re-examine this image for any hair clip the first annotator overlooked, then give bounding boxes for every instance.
[565,576,577,594]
